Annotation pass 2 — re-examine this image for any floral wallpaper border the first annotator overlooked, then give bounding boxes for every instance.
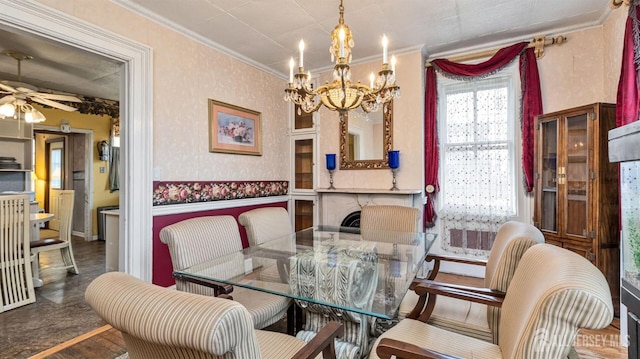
[153,180,289,206]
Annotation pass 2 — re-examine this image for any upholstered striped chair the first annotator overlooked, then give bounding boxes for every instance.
[159,215,291,330]
[360,205,420,233]
[370,244,614,359]
[86,272,344,359]
[399,221,544,343]
[238,207,293,246]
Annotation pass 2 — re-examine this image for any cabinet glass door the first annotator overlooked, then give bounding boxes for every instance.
[564,113,588,237]
[294,138,314,190]
[294,199,314,231]
[294,104,314,130]
[540,119,558,232]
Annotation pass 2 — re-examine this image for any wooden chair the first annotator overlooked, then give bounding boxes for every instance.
[402,221,544,343]
[370,244,614,359]
[159,215,291,330]
[86,272,344,359]
[238,207,293,246]
[30,190,79,281]
[0,194,36,312]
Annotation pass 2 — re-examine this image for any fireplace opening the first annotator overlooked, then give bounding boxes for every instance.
[341,211,361,229]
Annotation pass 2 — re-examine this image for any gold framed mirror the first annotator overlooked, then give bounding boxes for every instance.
[339,101,393,169]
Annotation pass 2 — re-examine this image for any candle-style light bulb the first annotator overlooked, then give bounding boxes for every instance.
[289,57,294,83]
[339,28,345,58]
[391,55,396,73]
[370,73,375,89]
[382,34,388,64]
[299,40,305,68]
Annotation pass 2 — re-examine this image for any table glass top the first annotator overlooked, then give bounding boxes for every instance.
[174,226,436,319]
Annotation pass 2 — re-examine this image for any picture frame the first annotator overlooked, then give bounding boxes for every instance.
[208,99,262,156]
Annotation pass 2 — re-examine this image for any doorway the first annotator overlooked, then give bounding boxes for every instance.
[35,128,94,242]
[2,1,153,281]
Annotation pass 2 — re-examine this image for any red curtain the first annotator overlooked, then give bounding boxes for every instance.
[423,67,438,227]
[520,47,542,192]
[423,42,542,227]
[616,4,640,127]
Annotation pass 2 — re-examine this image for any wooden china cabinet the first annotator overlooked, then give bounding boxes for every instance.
[533,103,619,313]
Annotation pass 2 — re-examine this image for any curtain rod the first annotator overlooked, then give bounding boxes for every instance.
[610,0,630,8]
[425,35,567,68]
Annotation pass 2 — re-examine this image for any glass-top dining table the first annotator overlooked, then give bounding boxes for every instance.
[174,226,436,320]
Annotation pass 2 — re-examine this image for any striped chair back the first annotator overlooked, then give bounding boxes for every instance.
[238,207,293,246]
[159,215,243,296]
[86,272,261,359]
[499,244,613,358]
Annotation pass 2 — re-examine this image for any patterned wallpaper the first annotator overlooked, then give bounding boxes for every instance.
[36,0,290,183]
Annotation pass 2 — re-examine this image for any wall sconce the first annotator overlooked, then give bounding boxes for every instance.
[97,140,110,161]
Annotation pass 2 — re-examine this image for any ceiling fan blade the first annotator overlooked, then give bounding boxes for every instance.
[0,83,17,93]
[0,95,16,104]
[30,97,78,112]
[34,93,82,103]
[16,87,35,93]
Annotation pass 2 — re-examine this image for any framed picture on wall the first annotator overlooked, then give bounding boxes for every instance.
[208,99,262,156]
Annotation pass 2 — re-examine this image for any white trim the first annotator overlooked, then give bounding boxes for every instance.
[0,0,154,282]
[152,196,289,216]
[427,20,609,61]
[112,0,283,79]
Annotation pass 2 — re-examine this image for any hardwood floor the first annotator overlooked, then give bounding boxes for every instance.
[0,236,108,358]
[29,326,125,359]
[3,241,628,359]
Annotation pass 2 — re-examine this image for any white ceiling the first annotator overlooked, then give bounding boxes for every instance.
[0,0,616,101]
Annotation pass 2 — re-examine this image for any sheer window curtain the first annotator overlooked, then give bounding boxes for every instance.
[438,72,518,255]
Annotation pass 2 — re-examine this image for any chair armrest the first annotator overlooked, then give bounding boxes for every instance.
[408,282,504,322]
[411,279,505,298]
[173,273,234,296]
[376,338,462,359]
[425,254,488,280]
[292,321,344,359]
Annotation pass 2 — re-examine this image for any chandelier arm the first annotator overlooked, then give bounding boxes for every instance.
[303,101,323,114]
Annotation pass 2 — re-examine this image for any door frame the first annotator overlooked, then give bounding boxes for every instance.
[0,0,154,281]
[36,126,94,242]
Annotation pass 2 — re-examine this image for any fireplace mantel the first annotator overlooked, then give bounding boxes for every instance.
[316,188,424,227]
[316,188,422,195]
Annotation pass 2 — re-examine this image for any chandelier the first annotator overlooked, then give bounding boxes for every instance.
[284,0,400,115]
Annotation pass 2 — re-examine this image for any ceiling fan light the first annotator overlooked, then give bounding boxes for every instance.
[0,103,15,117]
[23,110,34,123]
[31,109,46,123]
[24,109,46,123]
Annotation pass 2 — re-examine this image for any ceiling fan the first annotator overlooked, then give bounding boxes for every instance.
[0,50,81,122]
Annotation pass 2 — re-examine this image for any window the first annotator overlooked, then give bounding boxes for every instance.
[50,148,63,189]
[438,65,520,254]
